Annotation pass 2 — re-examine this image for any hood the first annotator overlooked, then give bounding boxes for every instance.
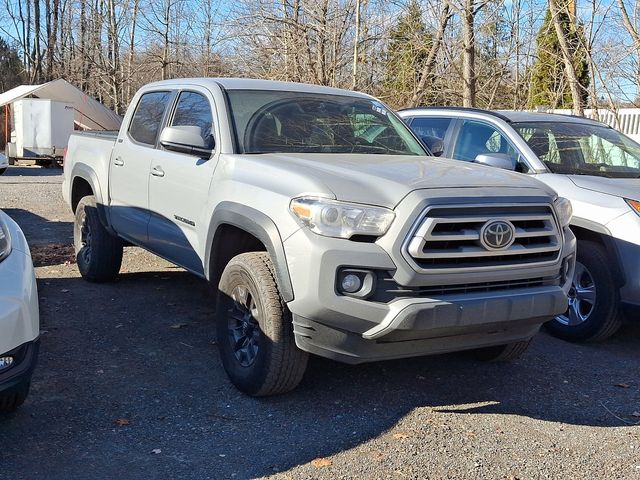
[258,153,554,208]
[568,175,640,201]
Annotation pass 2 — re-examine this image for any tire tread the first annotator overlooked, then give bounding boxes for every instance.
[217,252,308,396]
[75,196,123,283]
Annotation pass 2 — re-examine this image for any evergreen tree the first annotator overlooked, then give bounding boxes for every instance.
[381,0,433,108]
[0,38,25,93]
[529,7,590,109]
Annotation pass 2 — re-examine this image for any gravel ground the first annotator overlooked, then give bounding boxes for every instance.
[0,165,639,480]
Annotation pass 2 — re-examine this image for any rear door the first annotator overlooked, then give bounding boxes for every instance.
[109,90,174,244]
[146,88,218,276]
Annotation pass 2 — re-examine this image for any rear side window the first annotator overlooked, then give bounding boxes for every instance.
[129,91,172,145]
[409,117,451,139]
[453,120,519,162]
[170,92,215,150]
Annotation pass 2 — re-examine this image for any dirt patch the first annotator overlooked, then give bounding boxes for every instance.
[30,243,76,267]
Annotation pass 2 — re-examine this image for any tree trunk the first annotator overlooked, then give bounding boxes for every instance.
[32,0,43,82]
[412,3,452,106]
[352,0,361,90]
[462,0,476,107]
[162,0,171,80]
[107,0,121,113]
[548,0,584,116]
[127,0,139,102]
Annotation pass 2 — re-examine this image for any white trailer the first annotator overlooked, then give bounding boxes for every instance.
[5,98,75,166]
[0,79,122,170]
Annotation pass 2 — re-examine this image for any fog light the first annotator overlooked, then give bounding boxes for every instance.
[337,269,376,298]
[341,274,362,293]
[0,356,14,371]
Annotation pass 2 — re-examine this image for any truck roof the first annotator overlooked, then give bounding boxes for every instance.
[143,77,374,99]
[400,107,609,128]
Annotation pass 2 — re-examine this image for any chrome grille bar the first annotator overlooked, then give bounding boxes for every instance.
[405,204,562,272]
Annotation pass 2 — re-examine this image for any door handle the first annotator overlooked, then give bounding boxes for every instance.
[151,166,165,177]
[113,157,124,166]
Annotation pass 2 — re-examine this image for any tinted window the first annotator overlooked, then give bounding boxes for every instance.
[170,92,215,150]
[129,91,172,145]
[226,90,426,155]
[453,120,520,161]
[409,117,451,139]
[515,121,640,178]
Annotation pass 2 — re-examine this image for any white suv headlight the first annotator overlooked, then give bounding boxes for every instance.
[0,217,12,262]
[290,196,395,239]
[625,198,640,217]
[554,197,573,227]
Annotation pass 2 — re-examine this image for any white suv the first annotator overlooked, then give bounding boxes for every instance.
[0,209,39,412]
[400,107,640,342]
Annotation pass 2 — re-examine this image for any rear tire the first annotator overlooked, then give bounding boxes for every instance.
[473,339,532,362]
[545,240,622,342]
[74,195,123,282]
[0,381,30,413]
[216,252,308,396]
[0,168,6,175]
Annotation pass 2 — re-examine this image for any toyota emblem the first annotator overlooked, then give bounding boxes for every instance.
[480,220,516,250]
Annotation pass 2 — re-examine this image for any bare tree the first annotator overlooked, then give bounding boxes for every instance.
[548,0,584,115]
[411,1,453,105]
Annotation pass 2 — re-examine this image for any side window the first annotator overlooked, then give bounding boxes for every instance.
[129,91,172,145]
[409,117,451,140]
[453,120,519,163]
[170,91,215,150]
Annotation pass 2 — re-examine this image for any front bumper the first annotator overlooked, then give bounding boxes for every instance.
[0,340,39,393]
[284,219,574,364]
[607,211,640,306]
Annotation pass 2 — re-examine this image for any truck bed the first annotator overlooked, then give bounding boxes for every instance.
[63,131,119,208]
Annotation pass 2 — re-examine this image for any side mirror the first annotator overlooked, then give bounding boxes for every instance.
[421,135,445,157]
[159,126,213,157]
[474,153,517,171]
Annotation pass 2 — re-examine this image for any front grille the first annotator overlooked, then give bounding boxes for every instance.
[404,204,562,272]
[372,271,562,303]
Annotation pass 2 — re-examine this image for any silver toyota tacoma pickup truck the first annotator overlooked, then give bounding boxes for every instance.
[63,79,576,396]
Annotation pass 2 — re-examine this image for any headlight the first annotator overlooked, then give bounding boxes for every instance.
[626,198,640,217]
[0,217,12,262]
[290,196,395,239]
[554,197,573,227]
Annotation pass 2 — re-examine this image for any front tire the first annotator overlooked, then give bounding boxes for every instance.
[216,252,308,396]
[74,195,123,282]
[546,240,622,342]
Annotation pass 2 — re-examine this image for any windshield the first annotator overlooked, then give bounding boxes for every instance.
[514,121,640,178]
[226,90,426,155]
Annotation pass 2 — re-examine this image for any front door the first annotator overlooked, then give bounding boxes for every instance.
[109,90,174,244]
[147,89,217,276]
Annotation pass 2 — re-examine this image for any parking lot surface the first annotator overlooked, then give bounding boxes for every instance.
[1,166,639,479]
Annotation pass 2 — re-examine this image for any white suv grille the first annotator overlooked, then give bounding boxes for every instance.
[405,204,562,272]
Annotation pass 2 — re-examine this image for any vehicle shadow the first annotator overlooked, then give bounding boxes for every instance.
[2,270,638,479]
[1,208,73,254]
[1,165,62,177]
